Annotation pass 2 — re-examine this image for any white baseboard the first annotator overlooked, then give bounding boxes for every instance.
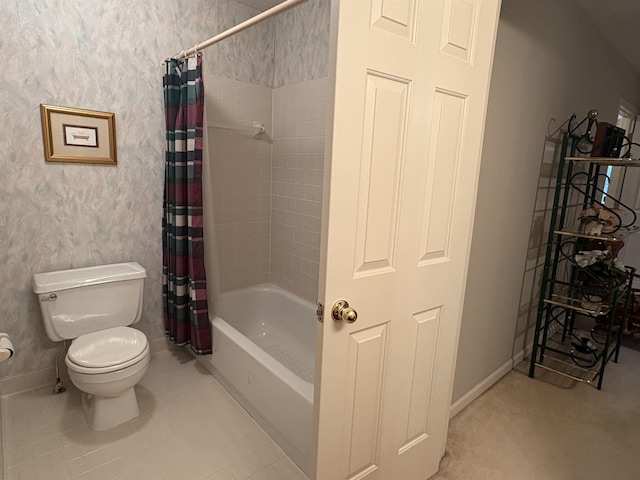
[148,336,177,356]
[449,340,536,419]
[512,340,534,367]
[449,358,513,419]
[0,367,61,398]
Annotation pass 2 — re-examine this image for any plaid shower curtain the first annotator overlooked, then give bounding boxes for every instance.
[162,53,212,354]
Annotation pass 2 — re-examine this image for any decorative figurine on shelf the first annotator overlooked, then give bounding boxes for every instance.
[578,203,620,235]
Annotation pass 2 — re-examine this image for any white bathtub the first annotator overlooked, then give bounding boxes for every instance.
[207,284,315,476]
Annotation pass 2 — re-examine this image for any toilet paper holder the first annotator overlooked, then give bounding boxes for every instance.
[0,332,14,361]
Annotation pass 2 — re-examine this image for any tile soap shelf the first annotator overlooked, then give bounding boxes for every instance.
[208,120,266,138]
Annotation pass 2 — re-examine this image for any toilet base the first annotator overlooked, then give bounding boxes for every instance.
[82,387,140,431]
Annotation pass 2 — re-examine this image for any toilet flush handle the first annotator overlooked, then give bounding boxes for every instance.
[41,294,57,301]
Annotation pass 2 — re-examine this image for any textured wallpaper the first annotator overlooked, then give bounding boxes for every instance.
[215,0,276,86]
[274,0,330,88]
[0,0,272,380]
[0,0,328,380]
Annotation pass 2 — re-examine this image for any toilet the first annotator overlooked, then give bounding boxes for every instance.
[32,262,150,431]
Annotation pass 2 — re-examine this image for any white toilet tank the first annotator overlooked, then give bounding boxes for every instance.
[33,262,147,342]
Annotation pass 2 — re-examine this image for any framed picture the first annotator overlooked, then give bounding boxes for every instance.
[40,104,117,165]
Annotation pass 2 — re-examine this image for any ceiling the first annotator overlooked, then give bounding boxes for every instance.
[556,0,640,75]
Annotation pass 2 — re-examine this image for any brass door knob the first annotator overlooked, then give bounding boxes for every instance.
[332,300,358,323]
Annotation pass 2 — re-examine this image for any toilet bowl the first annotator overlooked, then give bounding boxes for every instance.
[33,263,149,431]
[65,326,150,431]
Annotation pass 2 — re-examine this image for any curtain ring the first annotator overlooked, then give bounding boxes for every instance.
[193,43,199,55]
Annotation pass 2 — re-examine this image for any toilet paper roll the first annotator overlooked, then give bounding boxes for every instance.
[0,336,14,362]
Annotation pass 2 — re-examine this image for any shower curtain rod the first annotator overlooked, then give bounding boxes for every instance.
[173,0,307,60]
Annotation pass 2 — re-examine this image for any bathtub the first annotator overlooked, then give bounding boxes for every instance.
[206,284,315,476]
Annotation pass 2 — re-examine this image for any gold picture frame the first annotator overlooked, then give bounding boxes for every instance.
[40,104,117,165]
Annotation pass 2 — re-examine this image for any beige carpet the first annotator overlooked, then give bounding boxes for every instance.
[433,347,640,480]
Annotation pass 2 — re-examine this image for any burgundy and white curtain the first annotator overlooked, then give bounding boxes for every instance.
[162,53,211,354]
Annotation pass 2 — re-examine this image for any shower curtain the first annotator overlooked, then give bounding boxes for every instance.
[162,53,212,354]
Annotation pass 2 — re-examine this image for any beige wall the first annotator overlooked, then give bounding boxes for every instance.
[453,0,640,403]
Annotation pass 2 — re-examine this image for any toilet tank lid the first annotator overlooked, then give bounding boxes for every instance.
[32,262,147,294]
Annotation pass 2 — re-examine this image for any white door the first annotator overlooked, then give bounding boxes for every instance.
[314,1,501,479]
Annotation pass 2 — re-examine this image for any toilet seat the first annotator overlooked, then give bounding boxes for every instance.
[66,326,149,375]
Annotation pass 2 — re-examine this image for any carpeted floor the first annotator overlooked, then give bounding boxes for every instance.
[432,346,640,480]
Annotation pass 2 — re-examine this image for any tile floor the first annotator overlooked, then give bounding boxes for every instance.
[1,349,308,480]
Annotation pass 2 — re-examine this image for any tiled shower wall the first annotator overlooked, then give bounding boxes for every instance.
[270,79,327,303]
[205,77,327,303]
[205,76,273,293]
[206,0,330,303]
